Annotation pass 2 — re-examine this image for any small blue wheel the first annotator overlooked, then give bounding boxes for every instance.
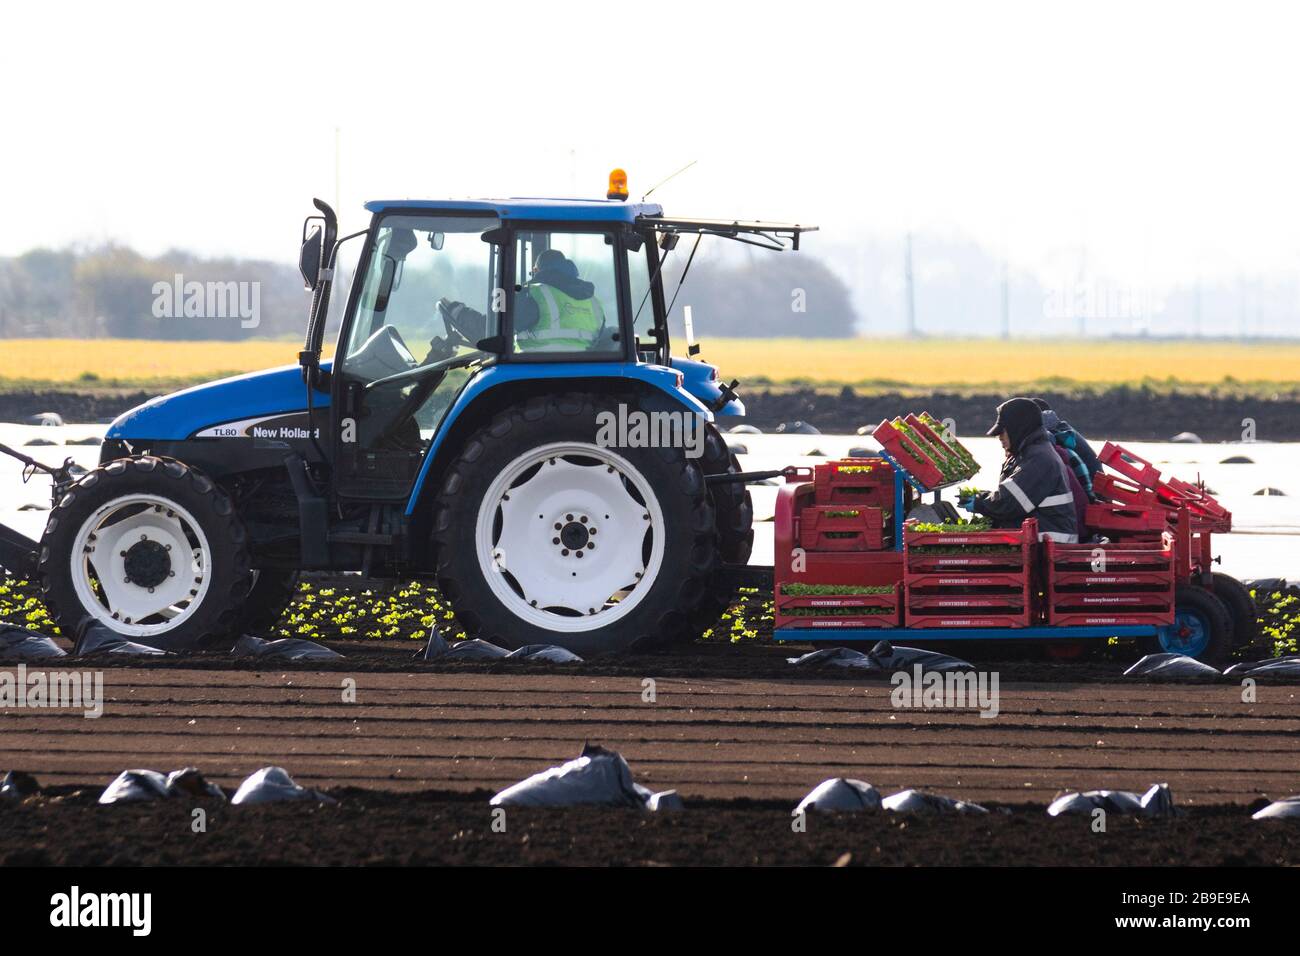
[1145,584,1231,667]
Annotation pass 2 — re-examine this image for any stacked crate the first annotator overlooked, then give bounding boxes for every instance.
[1086,472,1175,539]
[1044,538,1175,626]
[774,459,902,630]
[1096,442,1232,535]
[903,519,1038,628]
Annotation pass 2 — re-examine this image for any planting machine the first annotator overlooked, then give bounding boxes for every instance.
[773,419,1251,666]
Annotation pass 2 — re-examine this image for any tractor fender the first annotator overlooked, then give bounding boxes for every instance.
[404,362,711,517]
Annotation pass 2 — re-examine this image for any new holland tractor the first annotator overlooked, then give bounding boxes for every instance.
[0,175,814,655]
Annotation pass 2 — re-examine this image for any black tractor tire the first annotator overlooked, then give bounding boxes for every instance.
[237,570,301,635]
[681,424,756,639]
[704,424,755,566]
[1210,572,1259,649]
[432,393,717,656]
[1138,583,1233,668]
[37,456,252,652]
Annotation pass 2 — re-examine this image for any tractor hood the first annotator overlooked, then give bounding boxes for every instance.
[671,356,745,417]
[105,361,332,441]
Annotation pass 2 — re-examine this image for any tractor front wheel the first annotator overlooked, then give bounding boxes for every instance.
[432,393,717,656]
[37,456,252,651]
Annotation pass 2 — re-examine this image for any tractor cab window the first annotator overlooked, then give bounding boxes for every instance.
[343,214,500,380]
[333,213,500,500]
[627,238,660,360]
[509,230,621,357]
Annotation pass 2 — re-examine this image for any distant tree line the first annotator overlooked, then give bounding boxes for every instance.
[0,242,860,340]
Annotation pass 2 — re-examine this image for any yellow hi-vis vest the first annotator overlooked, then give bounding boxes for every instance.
[516,283,606,352]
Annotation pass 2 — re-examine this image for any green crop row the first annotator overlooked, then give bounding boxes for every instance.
[780,583,895,595]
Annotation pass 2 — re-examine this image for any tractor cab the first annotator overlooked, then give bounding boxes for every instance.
[296,184,816,512]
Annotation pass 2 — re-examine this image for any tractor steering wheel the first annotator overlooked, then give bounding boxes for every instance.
[437,298,482,348]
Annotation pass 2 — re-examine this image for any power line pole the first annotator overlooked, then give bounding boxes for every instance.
[1000,259,1011,339]
[905,232,917,338]
[1193,278,1202,337]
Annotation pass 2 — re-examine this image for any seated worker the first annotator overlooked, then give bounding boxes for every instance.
[1032,398,1101,482]
[438,249,608,352]
[961,397,1079,543]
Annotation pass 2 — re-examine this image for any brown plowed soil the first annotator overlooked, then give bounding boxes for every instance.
[2,659,1298,865]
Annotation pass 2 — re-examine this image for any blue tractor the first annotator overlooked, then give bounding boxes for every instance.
[18,179,814,654]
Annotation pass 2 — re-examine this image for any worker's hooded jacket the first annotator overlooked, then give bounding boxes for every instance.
[974,428,1080,542]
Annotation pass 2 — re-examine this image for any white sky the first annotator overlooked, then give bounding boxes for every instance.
[3,0,1299,292]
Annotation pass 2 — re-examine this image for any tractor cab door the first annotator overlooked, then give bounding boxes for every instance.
[330,212,501,500]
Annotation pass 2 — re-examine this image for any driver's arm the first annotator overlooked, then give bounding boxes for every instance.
[438,298,488,341]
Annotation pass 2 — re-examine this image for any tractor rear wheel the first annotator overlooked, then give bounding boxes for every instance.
[1210,572,1258,649]
[432,393,717,656]
[237,570,301,635]
[37,456,252,651]
[677,424,756,642]
[1140,583,1232,668]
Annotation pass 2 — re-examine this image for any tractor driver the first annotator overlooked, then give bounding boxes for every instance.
[437,249,609,353]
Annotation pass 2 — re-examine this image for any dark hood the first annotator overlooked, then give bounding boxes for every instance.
[534,262,595,300]
[989,397,1045,451]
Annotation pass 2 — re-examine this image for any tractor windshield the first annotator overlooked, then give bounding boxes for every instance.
[343,213,500,382]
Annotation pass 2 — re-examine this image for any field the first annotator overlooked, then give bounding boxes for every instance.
[2,337,1300,392]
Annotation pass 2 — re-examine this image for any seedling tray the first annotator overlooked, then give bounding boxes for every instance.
[775,586,901,629]
[871,419,948,490]
[811,460,895,506]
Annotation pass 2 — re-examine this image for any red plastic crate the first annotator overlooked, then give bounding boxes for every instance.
[916,412,981,475]
[798,505,887,552]
[905,571,1031,590]
[1092,472,1164,510]
[1085,503,1173,534]
[907,591,1029,611]
[1098,442,1162,489]
[810,459,895,507]
[903,414,977,483]
[1048,591,1172,609]
[871,419,948,490]
[775,586,901,629]
[905,610,1033,629]
[904,519,1037,573]
[1050,569,1174,589]
[1046,610,1174,627]
[1046,541,1173,570]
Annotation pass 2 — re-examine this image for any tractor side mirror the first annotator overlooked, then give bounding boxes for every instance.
[299,220,324,290]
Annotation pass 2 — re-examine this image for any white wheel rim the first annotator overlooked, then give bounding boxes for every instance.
[69,494,213,638]
[475,442,667,634]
